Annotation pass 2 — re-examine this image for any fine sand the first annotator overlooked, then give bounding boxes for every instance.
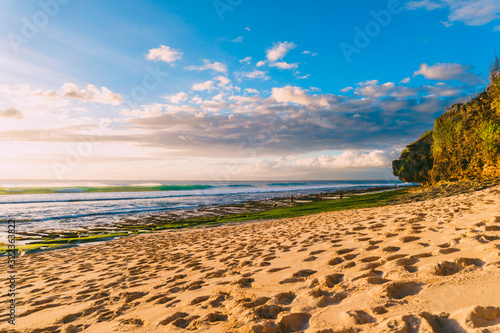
[1,186,500,332]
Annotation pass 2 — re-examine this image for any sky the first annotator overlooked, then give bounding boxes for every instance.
[0,0,498,181]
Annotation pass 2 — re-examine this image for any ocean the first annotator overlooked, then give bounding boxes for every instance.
[0,180,409,238]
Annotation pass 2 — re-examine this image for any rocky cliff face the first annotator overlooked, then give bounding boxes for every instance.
[392,130,433,183]
[393,61,500,184]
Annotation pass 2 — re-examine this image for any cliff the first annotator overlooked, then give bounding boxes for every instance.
[393,58,500,184]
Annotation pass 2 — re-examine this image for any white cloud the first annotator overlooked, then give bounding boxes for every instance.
[341,87,354,93]
[413,63,481,83]
[266,41,297,62]
[239,56,252,64]
[235,70,270,81]
[269,62,299,70]
[256,61,266,67]
[146,45,183,63]
[245,27,251,31]
[215,76,231,87]
[293,150,392,169]
[244,88,259,94]
[165,92,189,104]
[302,50,317,56]
[231,36,244,43]
[0,107,23,120]
[271,86,330,107]
[407,0,500,26]
[185,59,228,74]
[407,0,442,10]
[400,77,411,84]
[356,81,396,98]
[58,83,123,105]
[191,80,215,91]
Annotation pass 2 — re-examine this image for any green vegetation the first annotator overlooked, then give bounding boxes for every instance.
[477,121,500,156]
[394,55,500,183]
[433,117,462,155]
[0,188,409,255]
[0,184,214,195]
[179,189,408,224]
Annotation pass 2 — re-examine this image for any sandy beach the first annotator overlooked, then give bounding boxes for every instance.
[1,186,500,333]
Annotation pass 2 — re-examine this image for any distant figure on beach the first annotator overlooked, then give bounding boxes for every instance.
[339,193,344,199]
[290,195,294,207]
[318,192,322,197]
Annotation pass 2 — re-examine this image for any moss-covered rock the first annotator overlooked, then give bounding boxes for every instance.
[430,89,500,182]
[392,130,433,183]
[393,58,500,184]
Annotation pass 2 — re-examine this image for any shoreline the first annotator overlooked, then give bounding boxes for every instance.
[1,185,411,255]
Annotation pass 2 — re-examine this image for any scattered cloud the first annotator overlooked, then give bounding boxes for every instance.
[293,150,393,169]
[146,45,183,63]
[234,70,270,81]
[302,50,318,56]
[231,36,244,43]
[215,76,232,87]
[340,87,353,93]
[0,107,23,119]
[245,27,251,31]
[407,0,500,27]
[266,41,297,62]
[185,59,228,74]
[269,61,299,70]
[39,83,123,105]
[271,86,330,107]
[400,77,411,84]
[191,80,215,91]
[413,63,482,84]
[256,61,266,67]
[239,56,252,64]
[244,88,259,94]
[165,92,189,104]
[356,81,396,98]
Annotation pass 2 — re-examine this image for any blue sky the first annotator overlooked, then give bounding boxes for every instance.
[0,0,498,180]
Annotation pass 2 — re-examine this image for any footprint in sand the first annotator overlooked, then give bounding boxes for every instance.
[383,281,422,300]
[401,236,420,243]
[343,310,376,325]
[466,306,500,329]
[238,296,270,309]
[382,246,400,253]
[160,312,200,328]
[279,269,317,284]
[321,273,344,288]
[432,258,484,276]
